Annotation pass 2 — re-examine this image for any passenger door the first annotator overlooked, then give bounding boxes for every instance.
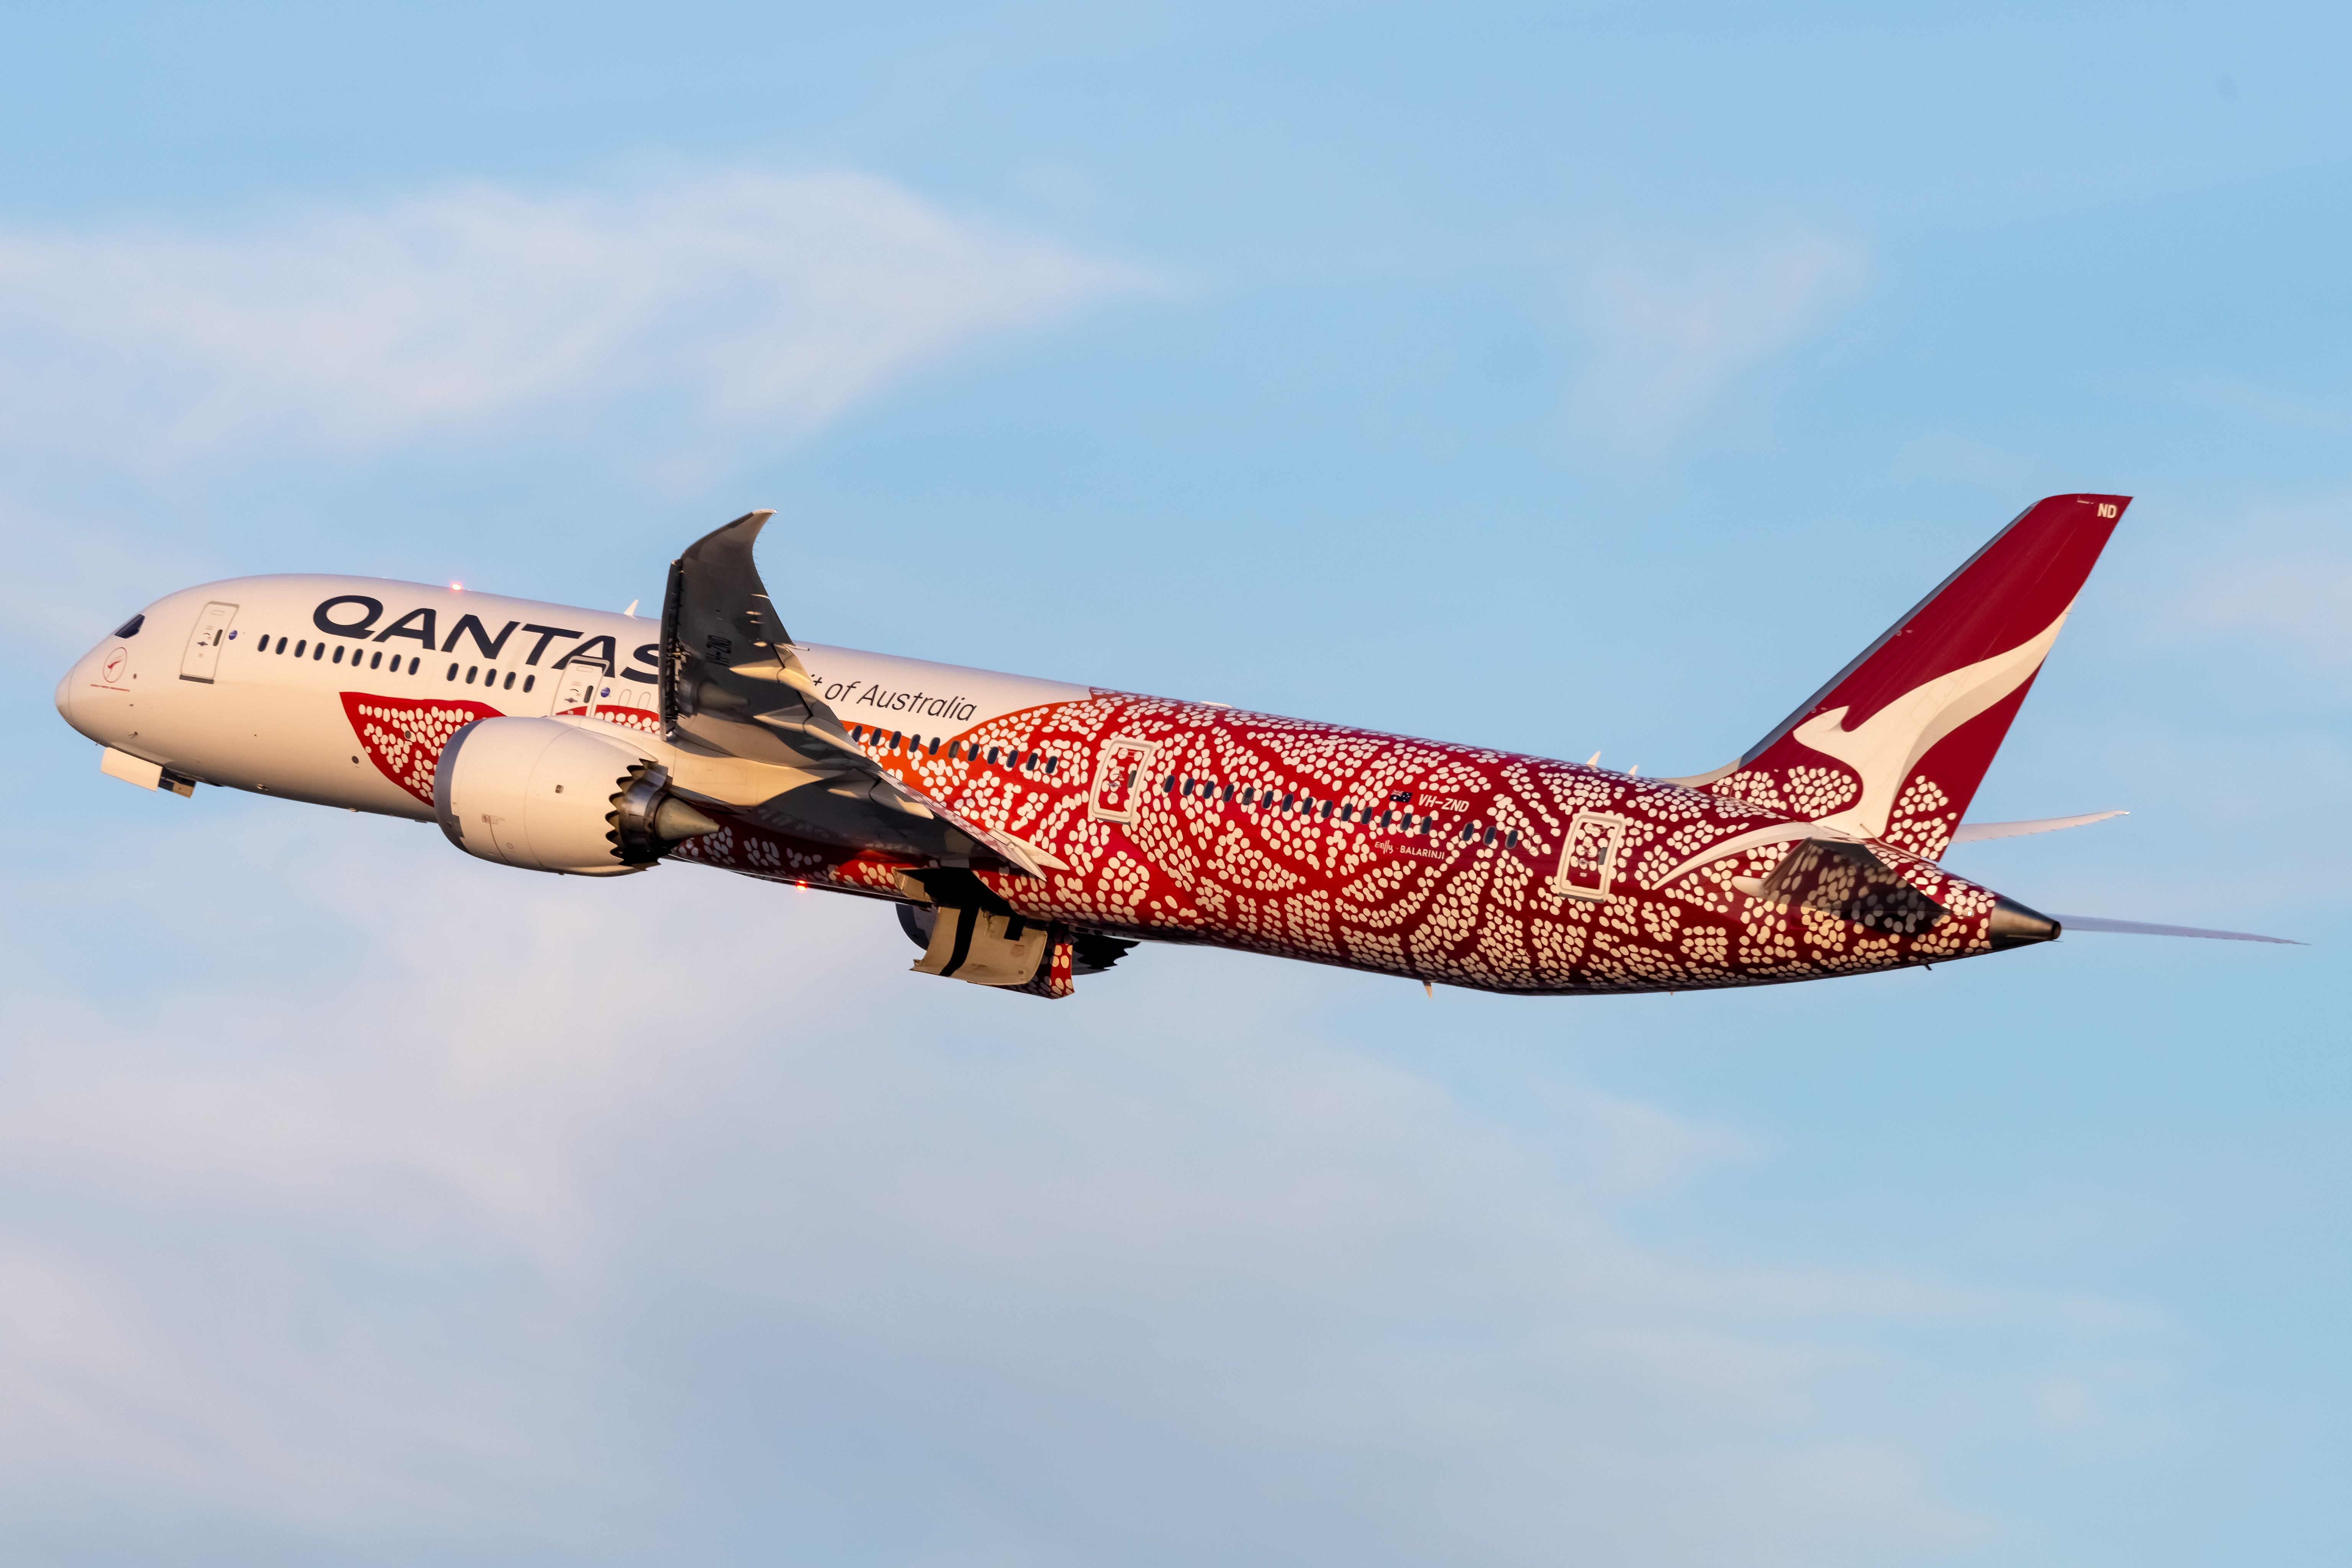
[1553,811,1628,901]
[1089,737,1158,823]
[548,665,602,718]
[179,601,239,683]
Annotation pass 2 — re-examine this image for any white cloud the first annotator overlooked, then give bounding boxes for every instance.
[0,806,2168,1565]
[1571,234,1865,449]
[0,168,1151,468]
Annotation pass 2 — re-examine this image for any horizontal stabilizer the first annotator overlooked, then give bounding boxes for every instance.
[2054,914,2304,945]
[1949,810,2126,844]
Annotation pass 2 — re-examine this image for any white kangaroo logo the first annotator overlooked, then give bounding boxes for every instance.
[1793,608,2071,840]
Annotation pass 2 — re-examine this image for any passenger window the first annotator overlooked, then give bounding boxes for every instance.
[1043,755,1055,773]
[466,666,479,684]
[520,672,532,690]
[313,643,325,660]
[333,645,345,664]
[295,639,307,657]
[276,638,288,654]
[369,651,382,669]
[987,747,1001,764]
[446,663,459,681]
[503,672,516,690]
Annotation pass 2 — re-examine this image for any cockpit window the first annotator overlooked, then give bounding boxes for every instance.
[113,614,144,638]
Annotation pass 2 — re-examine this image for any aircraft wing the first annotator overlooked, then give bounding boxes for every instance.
[659,510,1051,877]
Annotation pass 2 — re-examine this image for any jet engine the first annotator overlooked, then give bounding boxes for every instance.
[433,716,720,875]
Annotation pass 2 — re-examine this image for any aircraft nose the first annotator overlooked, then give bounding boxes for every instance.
[1987,894,2062,949]
[54,643,113,744]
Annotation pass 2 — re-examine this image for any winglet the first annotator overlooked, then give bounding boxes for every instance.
[2051,914,2305,945]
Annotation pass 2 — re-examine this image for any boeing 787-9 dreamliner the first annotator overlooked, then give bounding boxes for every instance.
[56,494,2295,998]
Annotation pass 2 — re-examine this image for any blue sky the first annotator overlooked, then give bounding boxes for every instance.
[5,3,2346,1563]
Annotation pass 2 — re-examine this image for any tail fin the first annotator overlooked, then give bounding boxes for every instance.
[1688,493,2129,860]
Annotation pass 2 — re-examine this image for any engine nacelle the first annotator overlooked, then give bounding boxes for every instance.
[434,717,718,875]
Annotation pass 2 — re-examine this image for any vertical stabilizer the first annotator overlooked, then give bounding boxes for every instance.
[1695,493,2128,860]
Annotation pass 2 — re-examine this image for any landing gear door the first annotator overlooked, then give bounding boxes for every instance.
[1089,737,1158,824]
[1553,811,1628,902]
[179,601,239,683]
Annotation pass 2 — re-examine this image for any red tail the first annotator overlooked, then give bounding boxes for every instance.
[1696,493,2128,859]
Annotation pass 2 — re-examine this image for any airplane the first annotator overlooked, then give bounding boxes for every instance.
[54,492,2296,999]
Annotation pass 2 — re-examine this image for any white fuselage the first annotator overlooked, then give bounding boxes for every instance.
[56,574,1088,819]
